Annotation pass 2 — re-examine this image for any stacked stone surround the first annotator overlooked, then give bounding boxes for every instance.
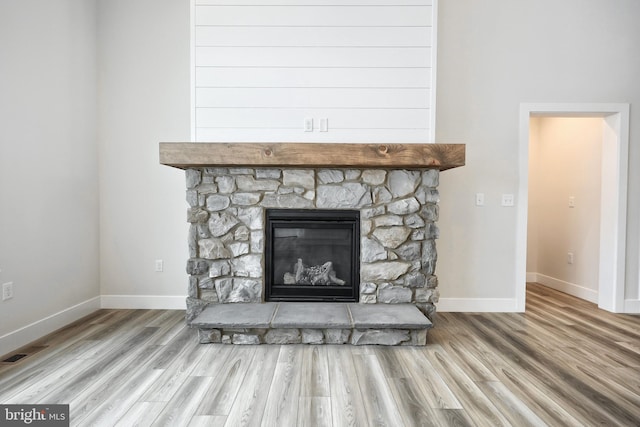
[200,326,428,346]
[184,167,441,325]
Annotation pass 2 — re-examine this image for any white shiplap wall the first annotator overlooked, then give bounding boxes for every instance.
[192,0,437,142]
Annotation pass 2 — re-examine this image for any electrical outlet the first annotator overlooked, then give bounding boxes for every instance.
[567,252,574,264]
[501,194,515,207]
[569,196,575,208]
[155,260,164,272]
[304,118,313,132]
[2,282,13,301]
[475,193,485,206]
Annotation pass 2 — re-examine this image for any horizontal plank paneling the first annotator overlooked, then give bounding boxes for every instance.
[194,128,432,143]
[195,67,431,88]
[196,47,431,68]
[196,108,429,130]
[195,5,432,27]
[196,26,432,47]
[192,1,437,142]
[196,0,432,5]
[196,88,430,109]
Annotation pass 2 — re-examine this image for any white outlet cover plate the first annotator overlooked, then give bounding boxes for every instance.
[2,282,13,300]
[501,194,515,207]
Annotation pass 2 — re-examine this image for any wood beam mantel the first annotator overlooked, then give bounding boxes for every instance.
[160,143,465,171]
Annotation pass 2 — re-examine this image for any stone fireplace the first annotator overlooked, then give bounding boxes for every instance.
[160,142,465,345]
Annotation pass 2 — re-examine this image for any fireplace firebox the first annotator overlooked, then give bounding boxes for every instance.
[265,209,360,302]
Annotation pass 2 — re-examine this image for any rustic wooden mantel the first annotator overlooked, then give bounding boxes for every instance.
[160,143,465,171]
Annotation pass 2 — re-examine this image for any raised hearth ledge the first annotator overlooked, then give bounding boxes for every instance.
[192,302,432,345]
[160,142,465,170]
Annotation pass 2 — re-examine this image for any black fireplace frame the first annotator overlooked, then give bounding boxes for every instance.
[265,209,360,302]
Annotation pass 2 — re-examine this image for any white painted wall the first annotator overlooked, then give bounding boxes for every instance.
[0,0,100,356]
[435,0,640,311]
[527,117,603,303]
[526,119,541,275]
[97,0,190,307]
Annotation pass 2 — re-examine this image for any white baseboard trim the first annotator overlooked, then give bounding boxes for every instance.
[623,299,640,313]
[100,295,186,310]
[526,272,538,282]
[438,298,520,312]
[0,296,101,358]
[531,273,599,304]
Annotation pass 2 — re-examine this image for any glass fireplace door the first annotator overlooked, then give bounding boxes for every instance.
[265,209,360,302]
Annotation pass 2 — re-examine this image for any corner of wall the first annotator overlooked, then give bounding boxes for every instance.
[0,297,101,359]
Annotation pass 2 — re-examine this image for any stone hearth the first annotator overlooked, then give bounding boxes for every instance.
[193,303,431,345]
[160,143,465,345]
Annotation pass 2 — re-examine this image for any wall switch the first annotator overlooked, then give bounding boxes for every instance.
[475,193,485,206]
[2,282,13,301]
[569,196,575,208]
[319,118,328,132]
[304,118,313,132]
[501,194,515,207]
[567,252,574,264]
[155,259,164,272]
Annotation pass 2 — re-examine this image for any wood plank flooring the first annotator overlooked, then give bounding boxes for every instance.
[1,283,639,426]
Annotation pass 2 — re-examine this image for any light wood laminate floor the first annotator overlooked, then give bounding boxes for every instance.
[1,283,639,426]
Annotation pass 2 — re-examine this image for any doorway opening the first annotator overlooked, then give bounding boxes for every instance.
[517,103,629,313]
[527,116,603,303]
